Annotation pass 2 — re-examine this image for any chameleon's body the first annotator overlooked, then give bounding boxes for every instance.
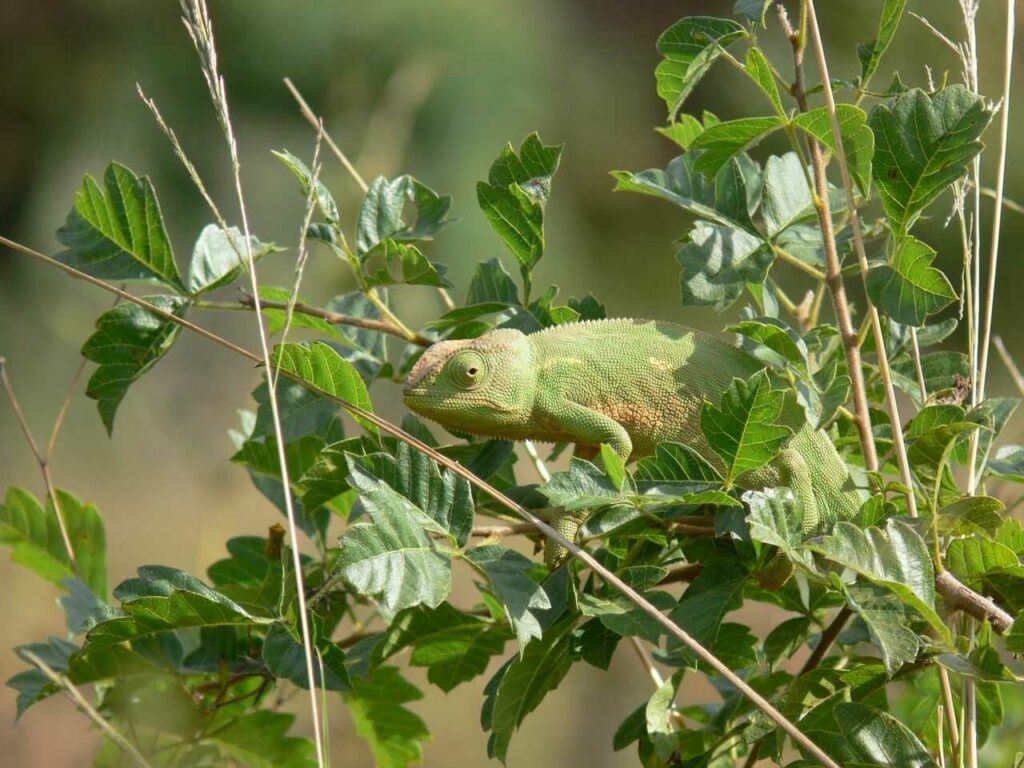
[403,319,861,564]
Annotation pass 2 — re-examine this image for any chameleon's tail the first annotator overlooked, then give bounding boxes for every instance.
[544,508,590,569]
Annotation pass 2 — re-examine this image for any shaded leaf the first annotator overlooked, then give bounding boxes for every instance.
[262,623,350,691]
[209,710,317,768]
[483,619,574,763]
[467,257,520,305]
[81,296,188,434]
[273,148,339,223]
[866,236,956,326]
[655,17,748,119]
[846,582,921,675]
[377,602,511,692]
[761,153,814,237]
[463,545,551,647]
[362,239,451,289]
[677,221,774,309]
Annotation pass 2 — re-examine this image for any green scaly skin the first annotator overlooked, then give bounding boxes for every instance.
[403,318,861,575]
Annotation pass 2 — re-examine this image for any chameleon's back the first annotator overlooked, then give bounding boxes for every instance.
[526,318,861,526]
[526,318,763,457]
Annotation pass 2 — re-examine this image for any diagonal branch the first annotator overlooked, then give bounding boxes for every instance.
[1,234,841,768]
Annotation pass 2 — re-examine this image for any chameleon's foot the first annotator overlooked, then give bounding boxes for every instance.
[544,508,590,569]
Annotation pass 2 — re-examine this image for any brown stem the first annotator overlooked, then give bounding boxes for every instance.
[471,523,537,537]
[783,8,878,472]
[935,571,1013,634]
[236,292,431,347]
[798,604,852,677]
[657,562,703,585]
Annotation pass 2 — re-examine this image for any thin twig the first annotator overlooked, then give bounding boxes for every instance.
[994,336,1024,396]
[470,523,537,537]
[797,604,852,677]
[522,440,552,483]
[46,358,89,461]
[231,292,432,346]
[21,649,153,768]
[179,2,324,764]
[0,359,78,572]
[910,328,928,401]
[3,236,841,768]
[939,667,961,762]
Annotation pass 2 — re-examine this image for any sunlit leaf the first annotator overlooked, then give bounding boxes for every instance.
[655,17,748,119]
[866,236,956,326]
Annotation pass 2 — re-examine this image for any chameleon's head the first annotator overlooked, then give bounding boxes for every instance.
[403,328,535,435]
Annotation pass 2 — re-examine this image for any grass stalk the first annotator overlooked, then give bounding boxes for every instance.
[179,2,325,763]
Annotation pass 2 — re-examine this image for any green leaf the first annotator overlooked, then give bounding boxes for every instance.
[362,238,451,289]
[339,464,452,612]
[793,105,875,196]
[805,520,950,642]
[646,673,683,760]
[804,702,937,768]
[55,162,185,292]
[347,441,474,546]
[945,537,1019,591]
[87,565,272,644]
[763,616,811,668]
[665,561,748,662]
[690,116,785,176]
[376,602,510,692]
[477,134,563,292]
[728,318,808,369]
[655,17,748,119]
[466,257,520,305]
[635,442,722,488]
[655,114,705,149]
[262,623,350,691]
[744,487,816,571]
[858,0,909,88]
[0,487,107,597]
[846,582,921,675]
[344,666,429,768]
[760,153,814,237]
[579,590,677,644]
[937,495,1005,537]
[209,710,317,768]
[81,296,189,434]
[7,637,77,718]
[250,378,345,446]
[273,148,339,223]
[325,290,391,381]
[540,457,628,511]
[870,85,993,233]
[463,545,551,647]
[611,152,757,233]
[701,369,793,484]
[484,619,574,763]
[186,224,280,295]
[677,221,775,309]
[357,175,453,254]
[734,0,771,26]
[270,341,379,439]
[866,236,956,326]
[987,444,1024,482]
[745,47,785,116]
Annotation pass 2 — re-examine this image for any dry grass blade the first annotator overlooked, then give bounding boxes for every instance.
[178,1,325,764]
[21,649,153,768]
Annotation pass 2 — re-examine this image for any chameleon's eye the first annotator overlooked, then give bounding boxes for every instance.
[447,351,486,388]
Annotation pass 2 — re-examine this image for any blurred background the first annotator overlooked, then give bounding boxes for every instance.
[2,0,1024,765]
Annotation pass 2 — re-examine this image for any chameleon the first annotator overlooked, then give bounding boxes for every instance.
[402,318,862,570]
